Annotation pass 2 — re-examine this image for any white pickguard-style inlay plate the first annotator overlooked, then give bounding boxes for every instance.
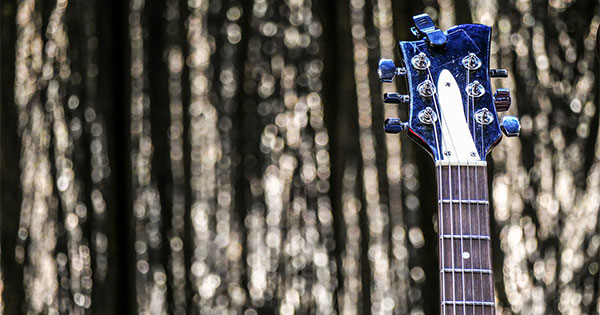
[436,69,481,164]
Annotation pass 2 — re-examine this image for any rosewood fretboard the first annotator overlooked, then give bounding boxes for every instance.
[436,164,495,315]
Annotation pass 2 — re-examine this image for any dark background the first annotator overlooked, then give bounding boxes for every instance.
[1,0,599,314]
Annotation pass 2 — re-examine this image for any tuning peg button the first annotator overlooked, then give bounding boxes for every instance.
[501,116,520,137]
[490,69,508,78]
[494,89,511,112]
[378,59,406,83]
[384,118,408,134]
[383,93,409,104]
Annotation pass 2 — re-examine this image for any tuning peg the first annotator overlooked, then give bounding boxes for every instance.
[383,93,409,104]
[378,59,406,83]
[490,69,508,78]
[384,118,408,134]
[501,116,520,137]
[494,89,511,112]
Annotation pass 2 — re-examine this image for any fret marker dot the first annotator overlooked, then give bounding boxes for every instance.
[462,252,470,259]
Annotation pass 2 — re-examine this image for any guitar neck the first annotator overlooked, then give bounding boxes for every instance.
[436,163,495,314]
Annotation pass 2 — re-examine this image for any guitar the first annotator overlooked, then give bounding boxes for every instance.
[378,14,520,314]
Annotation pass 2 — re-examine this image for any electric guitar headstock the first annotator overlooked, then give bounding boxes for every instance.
[380,14,520,164]
[380,14,522,313]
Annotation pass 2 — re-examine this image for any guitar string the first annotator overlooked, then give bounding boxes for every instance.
[410,52,445,315]
[479,128,488,315]
[436,127,446,315]
[419,61,447,315]
[427,68,461,315]
[423,65,452,314]
[478,95,492,313]
[472,71,490,314]
[468,60,478,311]
[425,65,462,315]
[466,68,471,124]
[458,144,466,315]
[467,60,494,315]
[454,64,466,315]
[466,59,475,315]
[450,64,469,315]
[482,109,494,313]
[448,65,466,315]
[469,66,484,315]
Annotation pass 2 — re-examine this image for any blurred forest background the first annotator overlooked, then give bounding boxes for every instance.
[1,0,599,314]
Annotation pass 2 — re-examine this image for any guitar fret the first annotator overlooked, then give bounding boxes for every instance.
[441,301,495,306]
[441,268,492,274]
[436,164,495,312]
[440,234,490,240]
[439,199,489,205]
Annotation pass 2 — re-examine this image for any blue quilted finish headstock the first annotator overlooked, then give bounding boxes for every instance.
[380,14,519,163]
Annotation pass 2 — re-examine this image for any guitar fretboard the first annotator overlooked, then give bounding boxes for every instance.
[436,164,495,314]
